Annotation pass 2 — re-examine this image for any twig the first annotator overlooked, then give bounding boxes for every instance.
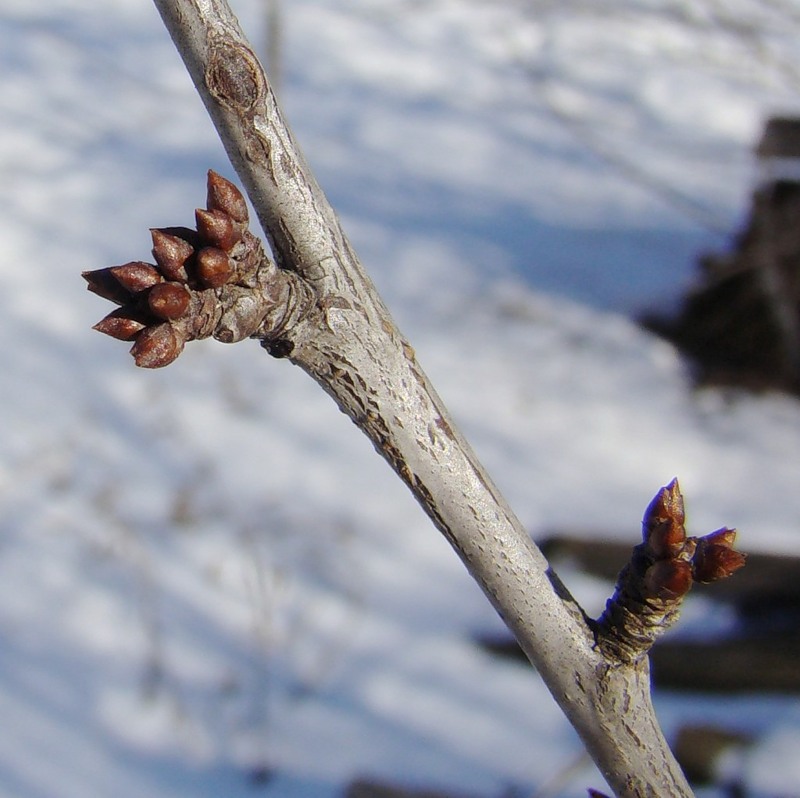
[82,2,745,793]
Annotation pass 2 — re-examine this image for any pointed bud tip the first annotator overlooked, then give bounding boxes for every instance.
[643,479,686,553]
[109,261,162,293]
[150,228,195,282]
[207,170,249,225]
[693,542,746,584]
[644,480,683,521]
[195,207,240,251]
[703,527,737,548]
[92,310,146,341]
[82,267,132,305]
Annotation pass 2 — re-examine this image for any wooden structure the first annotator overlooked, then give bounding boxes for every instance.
[644,116,800,393]
[756,116,800,184]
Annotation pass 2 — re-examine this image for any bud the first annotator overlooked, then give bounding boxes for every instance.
[701,527,738,548]
[109,261,163,293]
[643,559,693,600]
[82,267,132,306]
[93,309,147,341]
[693,532,746,583]
[207,169,249,224]
[195,207,241,251]
[147,282,190,321]
[642,479,686,558]
[130,323,183,368]
[151,228,195,283]
[196,246,233,288]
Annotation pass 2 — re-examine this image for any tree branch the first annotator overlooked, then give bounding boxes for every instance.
[83,1,748,793]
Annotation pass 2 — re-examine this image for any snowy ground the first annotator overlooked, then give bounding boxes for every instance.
[3,0,800,796]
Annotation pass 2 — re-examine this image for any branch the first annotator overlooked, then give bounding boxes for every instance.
[83,1,745,794]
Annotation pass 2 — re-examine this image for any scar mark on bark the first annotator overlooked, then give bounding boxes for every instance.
[206,38,265,112]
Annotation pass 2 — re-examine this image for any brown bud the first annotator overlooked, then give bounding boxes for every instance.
[644,559,693,600]
[644,478,685,529]
[693,533,746,583]
[147,282,190,321]
[93,309,147,341]
[195,207,241,251]
[207,170,249,224]
[82,268,132,306]
[130,323,184,368]
[151,228,195,282]
[196,247,233,288]
[109,261,163,293]
[702,527,738,548]
[645,519,686,559]
[642,479,686,558]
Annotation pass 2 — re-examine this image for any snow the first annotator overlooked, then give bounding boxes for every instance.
[3,0,800,795]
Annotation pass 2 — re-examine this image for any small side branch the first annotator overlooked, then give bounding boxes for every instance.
[83,171,315,365]
[596,479,745,665]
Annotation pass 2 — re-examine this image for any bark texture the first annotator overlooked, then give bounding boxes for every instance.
[136,2,709,794]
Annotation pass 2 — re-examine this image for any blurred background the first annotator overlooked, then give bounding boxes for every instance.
[3,1,800,795]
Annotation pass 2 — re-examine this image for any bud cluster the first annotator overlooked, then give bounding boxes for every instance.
[596,478,745,664]
[83,170,255,368]
[641,478,745,598]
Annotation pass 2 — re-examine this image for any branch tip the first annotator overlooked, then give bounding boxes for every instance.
[596,480,744,664]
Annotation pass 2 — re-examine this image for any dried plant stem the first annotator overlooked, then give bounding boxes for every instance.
[142,2,708,795]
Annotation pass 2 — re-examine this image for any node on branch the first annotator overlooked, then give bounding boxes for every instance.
[83,170,314,366]
[595,478,746,664]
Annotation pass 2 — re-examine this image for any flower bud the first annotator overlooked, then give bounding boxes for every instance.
[151,228,195,283]
[130,323,183,368]
[82,268,132,306]
[195,207,241,251]
[147,282,190,321]
[693,533,746,583]
[207,169,249,224]
[196,247,233,288]
[642,479,686,558]
[93,309,147,341]
[702,527,738,548]
[110,261,163,293]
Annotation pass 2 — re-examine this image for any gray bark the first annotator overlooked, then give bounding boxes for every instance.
[150,1,694,794]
